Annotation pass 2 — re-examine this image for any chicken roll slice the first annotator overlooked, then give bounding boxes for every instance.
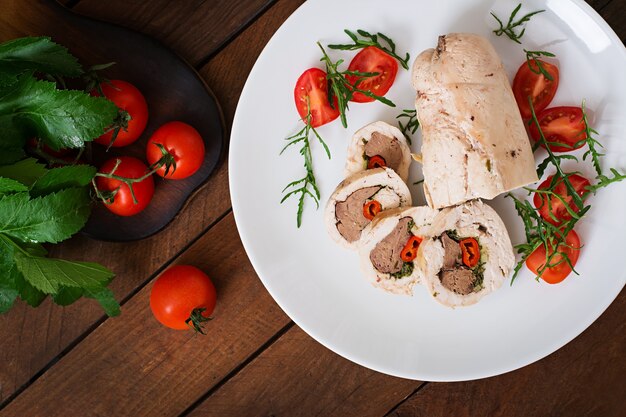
[345,121,412,183]
[411,33,538,209]
[325,168,412,250]
[358,206,439,295]
[417,200,515,307]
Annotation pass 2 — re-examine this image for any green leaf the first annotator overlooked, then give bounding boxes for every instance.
[0,37,82,87]
[85,287,120,317]
[0,187,91,244]
[52,286,84,306]
[0,144,25,165]
[0,235,46,310]
[0,75,117,150]
[14,270,46,307]
[0,177,28,194]
[14,250,114,294]
[31,165,96,197]
[0,158,47,186]
[0,247,19,313]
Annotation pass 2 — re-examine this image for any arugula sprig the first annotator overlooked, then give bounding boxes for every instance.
[328,29,411,70]
[318,42,395,128]
[280,97,330,227]
[491,3,545,44]
[580,101,605,177]
[396,108,419,145]
[524,49,555,81]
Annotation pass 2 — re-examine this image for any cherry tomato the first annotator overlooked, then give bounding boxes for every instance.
[512,60,559,119]
[294,68,340,128]
[150,265,217,333]
[533,174,590,225]
[529,106,587,152]
[526,229,581,284]
[96,156,154,216]
[146,121,205,180]
[346,46,398,103]
[93,80,148,147]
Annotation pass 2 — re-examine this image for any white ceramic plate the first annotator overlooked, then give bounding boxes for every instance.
[229,0,626,381]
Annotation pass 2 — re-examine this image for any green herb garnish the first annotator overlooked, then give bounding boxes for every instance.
[396,108,419,145]
[524,49,556,81]
[328,29,411,70]
[491,3,545,44]
[280,97,330,227]
[318,42,395,128]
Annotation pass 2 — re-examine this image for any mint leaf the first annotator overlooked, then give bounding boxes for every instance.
[85,287,120,317]
[0,187,90,243]
[52,286,84,306]
[0,37,82,87]
[0,270,19,313]
[0,158,47,186]
[0,75,117,150]
[14,269,46,307]
[31,164,96,197]
[14,250,114,293]
[0,177,28,194]
[0,235,46,309]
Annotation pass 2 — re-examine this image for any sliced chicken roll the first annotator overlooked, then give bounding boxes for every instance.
[417,200,515,307]
[358,206,439,295]
[325,168,412,250]
[345,121,412,183]
[411,33,538,209]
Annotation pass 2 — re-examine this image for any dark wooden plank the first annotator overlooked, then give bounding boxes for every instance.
[388,290,626,417]
[596,0,626,42]
[585,0,614,11]
[1,214,292,417]
[72,0,274,66]
[186,325,421,417]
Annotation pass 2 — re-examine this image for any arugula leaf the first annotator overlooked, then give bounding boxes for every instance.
[0,158,47,186]
[0,75,117,150]
[31,165,96,197]
[0,37,83,87]
[85,287,121,317]
[0,177,28,194]
[0,188,91,244]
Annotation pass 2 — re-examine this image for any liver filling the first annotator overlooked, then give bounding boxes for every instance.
[370,217,412,274]
[364,132,403,173]
[438,233,477,295]
[335,186,380,243]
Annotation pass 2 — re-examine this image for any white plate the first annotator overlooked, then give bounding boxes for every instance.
[229,0,626,381]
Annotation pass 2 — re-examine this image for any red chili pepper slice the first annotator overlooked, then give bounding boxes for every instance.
[460,238,480,268]
[400,235,423,262]
[363,200,382,220]
[367,155,387,169]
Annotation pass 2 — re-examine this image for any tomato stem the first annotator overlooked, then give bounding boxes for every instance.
[185,307,212,335]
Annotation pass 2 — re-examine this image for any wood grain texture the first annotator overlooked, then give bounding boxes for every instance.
[1,214,291,417]
[597,0,626,41]
[388,291,626,417]
[72,0,274,66]
[186,325,421,417]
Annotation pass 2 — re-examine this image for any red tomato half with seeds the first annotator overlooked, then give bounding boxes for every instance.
[512,60,559,119]
[526,229,581,284]
[96,156,154,216]
[150,265,217,333]
[93,80,148,147]
[294,68,339,127]
[533,174,590,225]
[346,46,398,103]
[529,106,587,152]
[146,121,205,180]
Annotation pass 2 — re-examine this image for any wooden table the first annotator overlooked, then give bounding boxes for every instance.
[1,0,624,415]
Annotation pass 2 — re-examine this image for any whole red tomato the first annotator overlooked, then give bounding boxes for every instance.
[96,156,154,216]
[146,121,205,179]
[93,80,148,147]
[150,265,217,333]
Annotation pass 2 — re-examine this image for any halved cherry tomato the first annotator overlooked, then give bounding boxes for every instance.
[96,156,154,216]
[367,155,386,169]
[146,121,205,180]
[363,200,382,220]
[294,68,339,128]
[512,60,559,119]
[460,238,480,268]
[400,235,423,262]
[346,46,398,103]
[533,174,590,225]
[526,229,581,284]
[529,106,587,152]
